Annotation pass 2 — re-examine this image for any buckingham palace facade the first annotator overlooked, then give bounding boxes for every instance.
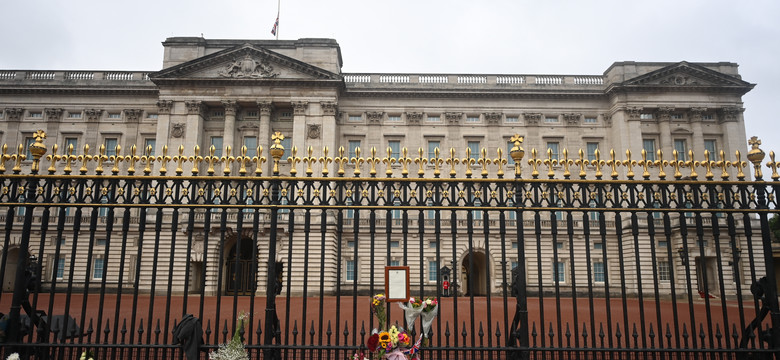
[0,37,760,297]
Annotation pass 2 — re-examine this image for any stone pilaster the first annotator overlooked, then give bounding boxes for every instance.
[719,106,747,157]
[291,101,308,163]
[184,100,206,154]
[689,108,706,158]
[257,101,274,169]
[657,107,674,156]
[155,100,173,153]
[320,101,338,173]
[222,100,239,155]
[523,113,542,153]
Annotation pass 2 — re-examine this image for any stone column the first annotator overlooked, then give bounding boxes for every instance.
[720,106,747,157]
[155,100,173,153]
[256,101,273,172]
[4,108,24,145]
[689,108,706,159]
[321,101,338,173]
[657,107,674,157]
[291,101,309,169]
[184,100,206,155]
[366,111,384,150]
[485,112,503,158]
[522,113,541,159]
[222,100,238,155]
[622,108,643,160]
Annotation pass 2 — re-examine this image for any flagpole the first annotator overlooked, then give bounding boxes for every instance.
[276,0,280,40]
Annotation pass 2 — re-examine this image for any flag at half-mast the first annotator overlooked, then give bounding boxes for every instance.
[271,16,279,36]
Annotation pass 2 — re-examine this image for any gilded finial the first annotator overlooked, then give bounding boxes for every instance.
[334,146,347,176]
[653,149,667,180]
[46,144,61,174]
[494,148,507,178]
[0,144,9,174]
[398,147,412,177]
[350,146,364,176]
[462,148,476,177]
[12,144,25,173]
[110,144,122,175]
[591,149,604,179]
[543,148,557,179]
[28,130,47,173]
[671,150,683,179]
[221,146,235,175]
[509,134,525,178]
[432,147,444,177]
[205,145,219,175]
[76,144,92,174]
[478,147,491,177]
[173,145,186,175]
[237,146,250,175]
[303,146,317,177]
[638,149,650,180]
[560,148,573,179]
[528,148,541,179]
[702,150,714,180]
[747,136,766,180]
[685,150,698,180]
[575,149,587,179]
[366,147,380,177]
[287,146,301,176]
[270,132,285,176]
[189,145,203,175]
[717,150,730,180]
[768,151,779,181]
[446,148,459,178]
[319,146,332,176]
[382,146,396,177]
[733,150,747,180]
[253,146,266,176]
[126,145,139,175]
[63,143,77,174]
[606,149,619,180]
[142,144,155,175]
[415,148,428,177]
[622,150,637,180]
[94,144,107,175]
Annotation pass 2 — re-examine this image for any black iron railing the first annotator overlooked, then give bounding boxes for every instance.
[0,131,779,359]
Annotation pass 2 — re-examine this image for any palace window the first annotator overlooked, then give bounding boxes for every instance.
[346,260,356,281]
[428,140,440,159]
[244,136,257,157]
[702,114,714,120]
[55,257,66,280]
[586,142,599,162]
[348,115,362,122]
[390,260,400,266]
[671,114,684,120]
[104,138,118,157]
[387,115,401,122]
[466,116,480,123]
[108,113,121,119]
[584,117,597,123]
[427,114,440,122]
[29,112,43,118]
[505,116,519,123]
[640,113,653,119]
[546,142,559,161]
[704,139,717,160]
[658,261,671,282]
[553,261,565,283]
[144,138,156,156]
[147,113,158,119]
[643,139,656,161]
[68,112,82,118]
[428,261,438,282]
[64,137,79,153]
[348,140,361,159]
[674,139,688,161]
[467,141,480,160]
[93,257,105,280]
[210,136,223,157]
[24,137,35,159]
[544,116,558,123]
[388,140,401,160]
[593,262,605,282]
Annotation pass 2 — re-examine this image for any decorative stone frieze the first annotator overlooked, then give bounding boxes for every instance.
[720,106,743,122]
[292,101,308,116]
[483,112,502,125]
[185,101,205,116]
[689,107,707,122]
[366,111,384,124]
[625,107,643,120]
[601,113,613,127]
[123,109,143,122]
[156,100,173,114]
[657,107,675,121]
[222,100,239,116]
[563,113,581,125]
[445,112,463,125]
[257,101,274,116]
[84,109,103,122]
[44,108,63,122]
[218,54,278,79]
[320,101,337,116]
[307,124,321,139]
[405,112,423,125]
[170,123,186,138]
[5,108,24,121]
[523,113,542,126]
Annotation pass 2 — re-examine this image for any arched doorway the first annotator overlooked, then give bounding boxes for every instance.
[460,251,489,296]
[2,247,19,292]
[225,238,255,295]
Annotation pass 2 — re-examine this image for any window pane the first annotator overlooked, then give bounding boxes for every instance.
[467,141,480,160]
[105,138,118,157]
[144,138,156,156]
[594,262,605,282]
[244,136,258,157]
[547,142,559,160]
[586,142,598,162]
[348,140,361,159]
[211,136,223,157]
[428,261,438,282]
[346,260,355,281]
[704,140,717,161]
[65,137,79,153]
[56,258,65,279]
[643,139,656,161]
[658,261,670,282]
[674,139,687,161]
[428,141,440,158]
[93,258,104,279]
[389,140,401,159]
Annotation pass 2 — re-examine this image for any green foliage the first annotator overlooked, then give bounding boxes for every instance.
[770,214,780,241]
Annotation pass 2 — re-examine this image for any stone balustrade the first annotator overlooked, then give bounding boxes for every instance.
[343,73,605,88]
[0,70,153,83]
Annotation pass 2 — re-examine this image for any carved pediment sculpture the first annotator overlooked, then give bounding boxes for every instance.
[218,54,279,79]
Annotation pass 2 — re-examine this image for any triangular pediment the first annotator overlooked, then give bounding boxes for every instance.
[149,44,341,82]
[622,62,752,89]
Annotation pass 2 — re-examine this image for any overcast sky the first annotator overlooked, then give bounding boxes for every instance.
[2,0,778,168]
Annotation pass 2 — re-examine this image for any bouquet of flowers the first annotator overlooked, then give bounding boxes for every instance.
[208,312,250,360]
[366,293,431,360]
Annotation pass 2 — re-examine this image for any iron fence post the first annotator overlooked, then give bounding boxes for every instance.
[263,133,285,360]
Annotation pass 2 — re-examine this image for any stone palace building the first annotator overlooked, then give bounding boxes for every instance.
[0,37,759,297]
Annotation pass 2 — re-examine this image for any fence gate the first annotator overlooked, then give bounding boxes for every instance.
[0,131,779,359]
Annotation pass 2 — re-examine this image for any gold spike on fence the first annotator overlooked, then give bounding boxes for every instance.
[2,130,778,182]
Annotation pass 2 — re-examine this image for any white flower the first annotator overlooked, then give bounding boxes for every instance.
[6,353,20,360]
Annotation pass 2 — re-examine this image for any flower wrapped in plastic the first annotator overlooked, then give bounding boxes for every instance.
[208,312,250,360]
[419,298,438,339]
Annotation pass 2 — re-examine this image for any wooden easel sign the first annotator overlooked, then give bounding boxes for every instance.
[384,266,410,303]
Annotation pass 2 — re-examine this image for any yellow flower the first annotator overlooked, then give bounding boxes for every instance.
[378,331,392,349]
